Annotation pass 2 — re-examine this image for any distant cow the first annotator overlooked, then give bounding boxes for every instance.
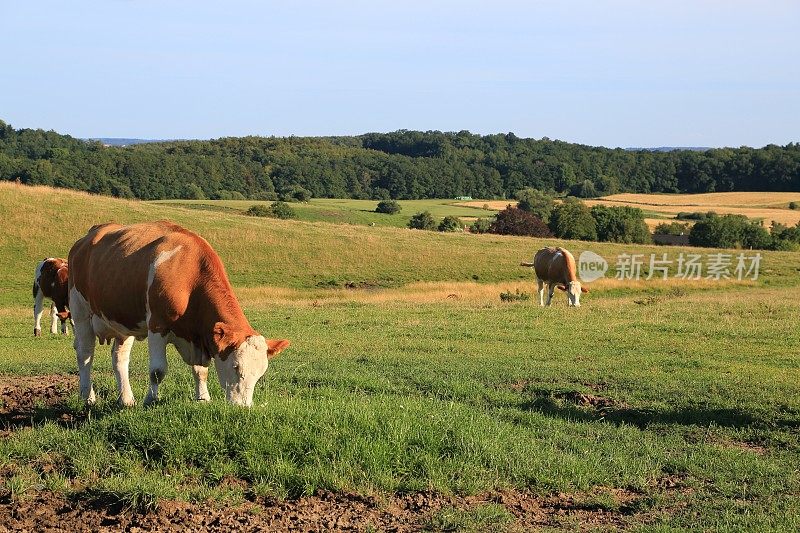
[33,258,71,336]
[68,221,290,407]
[520,247,588,307]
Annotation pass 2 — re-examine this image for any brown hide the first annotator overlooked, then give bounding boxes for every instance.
[68,221,259,358]
[532,247,579,288]
[36,258,70,317]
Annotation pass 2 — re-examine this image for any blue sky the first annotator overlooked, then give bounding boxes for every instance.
[2,1,798,147]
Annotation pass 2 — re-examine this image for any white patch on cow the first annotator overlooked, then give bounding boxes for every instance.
[147,246,183,290]
[145,246,183,332]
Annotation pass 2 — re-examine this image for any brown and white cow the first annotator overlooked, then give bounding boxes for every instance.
[520,247,588,307]
[33,258,71,336]
[68,221,290,407]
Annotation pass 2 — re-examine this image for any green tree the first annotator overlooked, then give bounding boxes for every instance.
[184,183,206,200]
[408,211,437,230]
[515,188,554,223]
[549,198,597,240]
[590,205,651,243]
[569,179,599,198]
[689,214,771,249]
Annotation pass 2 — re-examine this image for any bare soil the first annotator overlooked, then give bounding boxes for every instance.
[0,374,80,437]
[0,487,642,532]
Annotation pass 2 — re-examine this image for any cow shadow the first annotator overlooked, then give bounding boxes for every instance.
[520,388,799,430]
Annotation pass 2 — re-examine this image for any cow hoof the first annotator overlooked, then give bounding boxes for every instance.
[118,397,136,408]
[196,396,211,402]
[34,328,41,337]
[143,394,158,407]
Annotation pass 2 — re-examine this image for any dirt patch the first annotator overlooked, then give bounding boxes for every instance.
[0,487,644,532]
[0,374,79,436]
[555,391,623,411]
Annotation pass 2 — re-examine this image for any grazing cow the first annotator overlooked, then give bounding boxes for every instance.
[33,258,71,336]
[68,221,290,407]
[520,247,588,307]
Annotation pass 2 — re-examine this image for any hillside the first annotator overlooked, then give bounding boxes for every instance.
[3,183,800,309]
[1,120,798,202]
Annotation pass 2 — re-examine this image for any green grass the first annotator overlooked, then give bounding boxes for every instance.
[0,183,799,529]
[151,198,497,228]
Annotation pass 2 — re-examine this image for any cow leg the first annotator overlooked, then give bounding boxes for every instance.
[537,279,545,306]
[546,283,556,306]
[49,302,60,334]
[112,336,136,407]
[144,332,168,406]
[193,365,211,402]
[73,318,97,405]
[33,290,44,336]
[70,287,96,404]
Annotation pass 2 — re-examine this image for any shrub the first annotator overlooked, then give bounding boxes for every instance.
[677,211,716,221]
[590,205,651,244]
[549,197,597,241]
[654,221,691,235]
[500,289,531,302]
[375,200,401,214]
[408,211,437,230]
[515,188,554,223]
[488,207,551,237]
[470,218,492,234]
[438,215,463,232]
[789,201,798,210]
[268,201,298,219]
[245,204,272,217]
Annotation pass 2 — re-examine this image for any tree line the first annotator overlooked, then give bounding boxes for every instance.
[1,120,798,201]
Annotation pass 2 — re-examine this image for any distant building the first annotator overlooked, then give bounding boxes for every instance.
[653,234,690,246]
[454,196,473,201]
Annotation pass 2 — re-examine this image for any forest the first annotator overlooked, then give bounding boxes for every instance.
[1,120,798,200]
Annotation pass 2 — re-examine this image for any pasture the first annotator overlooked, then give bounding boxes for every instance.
[0,183,798,530]
[152,197,498,228]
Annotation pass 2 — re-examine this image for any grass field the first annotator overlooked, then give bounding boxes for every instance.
[152,198,497,228]
[1,183,799,530]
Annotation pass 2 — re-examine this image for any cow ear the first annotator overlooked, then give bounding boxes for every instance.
[213,322,228,346]
[557,285,567,291]
[267,339,291,359]
[581,286,589,293]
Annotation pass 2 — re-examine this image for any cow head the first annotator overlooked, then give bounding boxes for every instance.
[214,335,290,406]
[558,281,588,307]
